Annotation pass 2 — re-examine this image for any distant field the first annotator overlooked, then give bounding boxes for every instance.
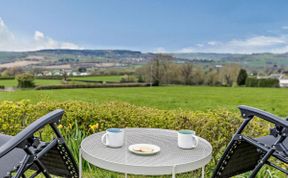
[0,79,62,87]
[70,75,122,82]
[0,75,122,87]
[0,86,288,116]
[0,60,40,68]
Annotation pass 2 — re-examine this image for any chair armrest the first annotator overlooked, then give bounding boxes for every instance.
[0,109,64,158]
[238,105,288,128]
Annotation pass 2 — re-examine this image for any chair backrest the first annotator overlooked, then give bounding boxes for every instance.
[0,109,79,178]
[212,105,288,177]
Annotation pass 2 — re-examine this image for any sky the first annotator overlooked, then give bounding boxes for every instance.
[1,0,288,53]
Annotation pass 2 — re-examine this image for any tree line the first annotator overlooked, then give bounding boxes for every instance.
[136,54,247,87]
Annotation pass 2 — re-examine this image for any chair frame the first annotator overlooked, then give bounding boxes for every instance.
[0,109,79,178]
[213,105,288,178]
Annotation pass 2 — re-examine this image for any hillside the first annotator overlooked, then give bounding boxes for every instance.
[1,49,288,70]
[171,52,288,69]
[0,49,154,63]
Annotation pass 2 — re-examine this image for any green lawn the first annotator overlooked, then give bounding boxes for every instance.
[1,86,288,116]
[0,75,122,87]
[70,75,122,82]
[1,86,287,177]
[0,79,62,87]
[0,79,16,87]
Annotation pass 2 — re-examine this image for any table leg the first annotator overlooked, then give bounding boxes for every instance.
[201,166,205,178]
[172,165,176,178]
[79,149,82,178]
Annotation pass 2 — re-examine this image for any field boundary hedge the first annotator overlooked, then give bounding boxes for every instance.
[67,79,119,84]
[0,77,14,80]
[245,77,279,88]
[34,83,151,90]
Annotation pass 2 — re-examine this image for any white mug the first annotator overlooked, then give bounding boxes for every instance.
[177,130,199,149]
[101,128,124,148]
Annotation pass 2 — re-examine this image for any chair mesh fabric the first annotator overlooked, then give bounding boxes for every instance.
[39,144,75,177]
[215,140,262,178]
[215,135,288,177]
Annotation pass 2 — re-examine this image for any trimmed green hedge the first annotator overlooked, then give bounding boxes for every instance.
[66,79,104,83]
[0,77,14,80]
[245,77,279,88]
[34,83,150,90]
[35,76,63,80]
[0,100,274,176]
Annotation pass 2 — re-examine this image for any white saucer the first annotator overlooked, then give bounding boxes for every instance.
[128,144,160,155]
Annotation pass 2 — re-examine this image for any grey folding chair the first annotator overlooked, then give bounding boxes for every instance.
[213,105,288,178]
[0,109,78,178]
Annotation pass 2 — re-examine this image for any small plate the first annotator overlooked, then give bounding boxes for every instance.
[128,144,160,155]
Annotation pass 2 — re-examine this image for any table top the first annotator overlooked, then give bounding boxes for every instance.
[80,128,212,175]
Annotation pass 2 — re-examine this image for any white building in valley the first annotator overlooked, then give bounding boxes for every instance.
[279,77,288,87]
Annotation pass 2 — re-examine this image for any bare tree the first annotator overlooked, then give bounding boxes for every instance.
[180,63,193,85]
[219,64,241,86]
[139,54,174,85]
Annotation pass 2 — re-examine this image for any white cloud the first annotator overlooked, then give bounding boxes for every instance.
[153,47,167,53]
[178,35,288,54]
[34,31,45,41]
[0,17,80,51]
[196,43,204,47]
[0,17,5,28]
[207,41,219,46]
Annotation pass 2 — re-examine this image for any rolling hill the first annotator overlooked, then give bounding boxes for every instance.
[1,49,288,69]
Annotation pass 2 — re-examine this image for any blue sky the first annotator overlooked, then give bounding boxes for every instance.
[1,0,288,53]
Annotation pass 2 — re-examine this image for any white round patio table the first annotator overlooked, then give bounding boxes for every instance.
[79,128,212,178]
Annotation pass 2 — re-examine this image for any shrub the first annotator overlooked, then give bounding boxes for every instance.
[16,73,35,88]
[245,77,279,88]
[0,100,276,177]
[137,75,145,83]
[237,69,248,86]
[120,74,137,83]
[0,85,4,89]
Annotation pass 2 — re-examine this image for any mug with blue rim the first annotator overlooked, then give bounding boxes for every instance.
[101,128,124,148]
[177,130,199,149]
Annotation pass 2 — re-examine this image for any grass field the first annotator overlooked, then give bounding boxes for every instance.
[70,75,122,81]
[0,79,62,87]
[1,86,288,116]
[0,75,122,87]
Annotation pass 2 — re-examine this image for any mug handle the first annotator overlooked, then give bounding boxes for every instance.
[192,135,199,147]
[101,133,108,146]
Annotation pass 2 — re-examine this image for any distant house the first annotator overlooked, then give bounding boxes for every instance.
[72,72,80,76]
[80,72,89,76]
[215,65,223,68]
[279,79,288,87]
[268,74,282,79]
[257,74,282,80]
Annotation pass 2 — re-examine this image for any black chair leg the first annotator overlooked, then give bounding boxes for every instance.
[249,149,274,178]
[34,160,52,178]
[250,134,286,178]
